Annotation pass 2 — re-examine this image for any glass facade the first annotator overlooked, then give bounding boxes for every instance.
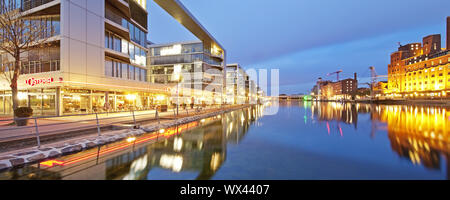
[105,6,147,47]
[105,58,147,82]
[61,88,160,114]
[105,30,147,66]
[149,42,225,104]
[0,89,56,116]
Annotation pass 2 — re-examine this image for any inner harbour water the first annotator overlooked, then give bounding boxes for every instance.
[0,101,448,180]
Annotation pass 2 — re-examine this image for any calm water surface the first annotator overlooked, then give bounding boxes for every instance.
[1,101,449,180]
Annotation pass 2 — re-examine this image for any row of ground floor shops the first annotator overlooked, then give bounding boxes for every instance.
[0,86,237,117]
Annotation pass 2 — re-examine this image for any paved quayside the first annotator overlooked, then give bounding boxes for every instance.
[0,105,249,171]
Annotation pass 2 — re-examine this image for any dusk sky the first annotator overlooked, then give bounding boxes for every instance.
[147,0,450,95]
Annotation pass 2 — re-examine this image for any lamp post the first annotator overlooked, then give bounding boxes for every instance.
[177,79,179,117]
[174,73,183,117]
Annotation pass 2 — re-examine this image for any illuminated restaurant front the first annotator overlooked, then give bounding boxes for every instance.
[0,74,170,116]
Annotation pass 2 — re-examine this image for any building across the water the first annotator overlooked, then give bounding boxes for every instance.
[312,74,358,100]
[386,17,450,99]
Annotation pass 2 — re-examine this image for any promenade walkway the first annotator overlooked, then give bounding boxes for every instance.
[0,105,240,152]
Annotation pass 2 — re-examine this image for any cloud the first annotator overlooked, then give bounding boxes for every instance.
[177,0,450,65]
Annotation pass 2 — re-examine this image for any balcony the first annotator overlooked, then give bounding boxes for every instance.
[107,0,131,19]
[22,0,55,11]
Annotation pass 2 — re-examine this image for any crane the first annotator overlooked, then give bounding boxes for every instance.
[369,66,388,86]
[327,70,343,81]
[368,66,388,100]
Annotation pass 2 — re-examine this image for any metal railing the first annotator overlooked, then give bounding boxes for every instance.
[0,104,235,149]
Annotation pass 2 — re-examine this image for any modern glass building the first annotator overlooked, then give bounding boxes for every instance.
[225,64,246,105]
[0,0,230,117]
[148,41,225,106]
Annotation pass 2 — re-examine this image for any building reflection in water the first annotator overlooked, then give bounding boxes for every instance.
[311,102,370,132]
[0,106,265,180]
[311,102,449,179]
[371,105,449,179]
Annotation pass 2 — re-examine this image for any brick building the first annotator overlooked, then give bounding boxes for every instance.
[387,17,450,99]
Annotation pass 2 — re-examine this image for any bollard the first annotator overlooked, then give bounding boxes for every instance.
[34,117,41,149]
[132,109,137,128]
[156,109,160,126]
[95,113,101,136]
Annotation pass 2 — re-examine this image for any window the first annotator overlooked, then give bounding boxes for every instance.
[105,32,109,48]
[129,43,135,60]
[35,62,41,73]
[129,65,135,80]
[122,40,129,54]
[105,60,113,77]
[114,36,121,52]
[42,61,51,72]
[52,16,60,35]
[122,64,128,79]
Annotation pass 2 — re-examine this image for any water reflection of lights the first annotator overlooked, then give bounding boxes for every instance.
[159,154,183,172]
[210,153,221,171]
[312,103,449,170]
[39,121,199,168]
[127,137,136,143]
[173,137,183,152]
[6,107,271,180]
[372,105,449,168]
[123,156,148,180]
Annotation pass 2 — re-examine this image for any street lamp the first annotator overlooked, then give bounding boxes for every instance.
[173,64,183,117]
[173,73,183,117]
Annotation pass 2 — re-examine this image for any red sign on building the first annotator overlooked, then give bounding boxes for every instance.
[25,77,54,86]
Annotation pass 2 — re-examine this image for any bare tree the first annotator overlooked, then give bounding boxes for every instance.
[0,0,53,116]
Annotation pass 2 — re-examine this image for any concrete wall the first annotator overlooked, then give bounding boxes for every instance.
[60,0,105,84]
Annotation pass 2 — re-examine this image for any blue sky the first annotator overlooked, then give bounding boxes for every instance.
[147,0,450,94]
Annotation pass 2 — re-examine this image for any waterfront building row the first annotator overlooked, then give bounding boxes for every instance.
[0,0,265,117]
[312,74,358,101]
[386,17,450,99]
